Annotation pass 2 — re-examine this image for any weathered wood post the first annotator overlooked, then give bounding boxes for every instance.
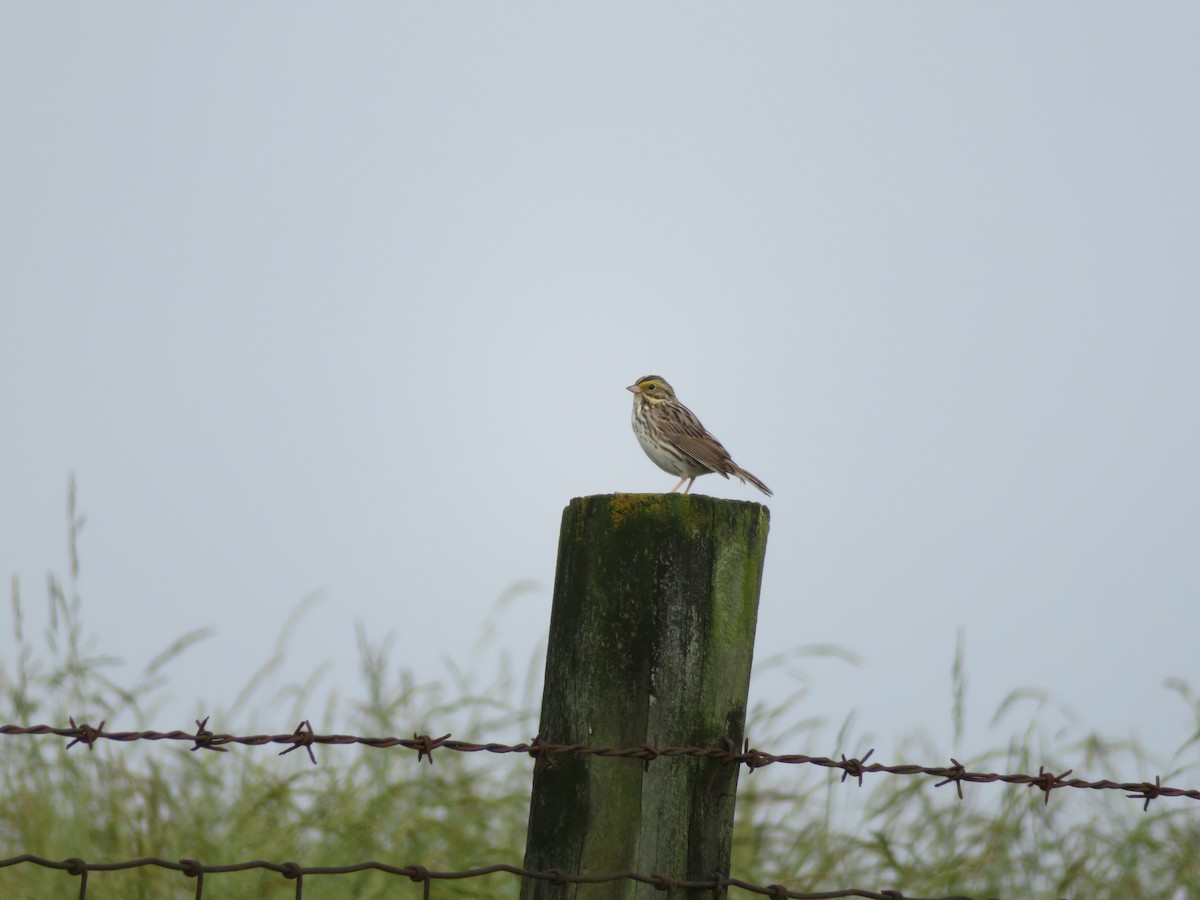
[521,493,770,900]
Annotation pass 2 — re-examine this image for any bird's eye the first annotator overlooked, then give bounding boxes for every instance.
[647,384,656,391]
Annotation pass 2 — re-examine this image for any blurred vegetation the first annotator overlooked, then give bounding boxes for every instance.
[2,479,1198,898]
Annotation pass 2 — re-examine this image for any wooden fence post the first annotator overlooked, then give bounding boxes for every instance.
[521,493,770,900]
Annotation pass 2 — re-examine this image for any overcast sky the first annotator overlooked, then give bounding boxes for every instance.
[2,4,1198,773]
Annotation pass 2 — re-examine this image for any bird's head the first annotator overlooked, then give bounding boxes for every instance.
[626,375,676,404]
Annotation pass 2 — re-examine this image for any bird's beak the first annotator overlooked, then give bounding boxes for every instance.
[626,384,641,394]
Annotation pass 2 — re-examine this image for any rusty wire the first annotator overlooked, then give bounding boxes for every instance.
[0,854,983,900]
[1,718,1196,810]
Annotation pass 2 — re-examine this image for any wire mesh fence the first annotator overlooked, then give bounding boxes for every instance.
[0,853,987,900]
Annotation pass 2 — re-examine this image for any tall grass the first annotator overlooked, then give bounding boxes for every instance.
[731,643,1200,898]
[0,480,535,899]
[2,479,1198,898]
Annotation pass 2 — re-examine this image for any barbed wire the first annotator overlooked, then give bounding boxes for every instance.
[0,854,982,900]
[1,717,1195,811]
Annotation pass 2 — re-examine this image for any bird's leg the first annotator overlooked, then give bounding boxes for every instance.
[670,476,688,493]
[683,478,695,494]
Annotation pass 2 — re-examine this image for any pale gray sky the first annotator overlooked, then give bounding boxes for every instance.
[2,4,1198,767]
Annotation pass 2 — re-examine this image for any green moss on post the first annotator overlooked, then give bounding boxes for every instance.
[521,493,770,900]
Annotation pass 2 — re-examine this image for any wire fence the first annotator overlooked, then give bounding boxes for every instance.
[0,853,984,900]
[1,716,1196,810]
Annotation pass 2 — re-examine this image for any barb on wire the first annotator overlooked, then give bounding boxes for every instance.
[189,716,228,753]
[0,854,984,900]
[1,720,1196,809]
[278,720,317,765]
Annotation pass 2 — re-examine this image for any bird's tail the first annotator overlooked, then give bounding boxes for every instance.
[733,466,772,497]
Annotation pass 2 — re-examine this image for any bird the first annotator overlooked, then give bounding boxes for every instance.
[626,375,772,497]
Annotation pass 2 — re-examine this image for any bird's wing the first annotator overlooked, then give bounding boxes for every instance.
[657,404,736,477]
